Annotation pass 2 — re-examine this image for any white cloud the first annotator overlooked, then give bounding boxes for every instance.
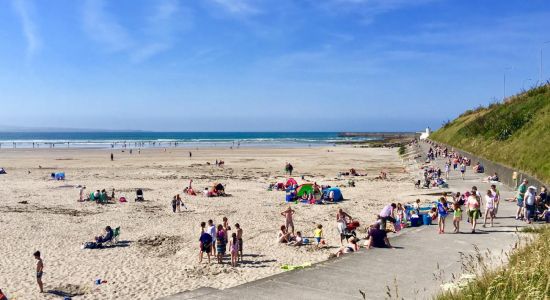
[82,0,189,62]
[82,0,134,52]
[209,0,261,16]
[11,0,41,59]
[318,0,438,24]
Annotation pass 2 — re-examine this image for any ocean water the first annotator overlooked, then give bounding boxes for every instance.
[0,132,377,149]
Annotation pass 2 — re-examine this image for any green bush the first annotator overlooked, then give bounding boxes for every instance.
[436,226,550,300]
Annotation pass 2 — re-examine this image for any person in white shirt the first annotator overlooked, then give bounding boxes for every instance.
[207,219,217,255]
[483,190,495,227]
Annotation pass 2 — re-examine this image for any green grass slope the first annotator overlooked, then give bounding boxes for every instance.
[430,84,550,183]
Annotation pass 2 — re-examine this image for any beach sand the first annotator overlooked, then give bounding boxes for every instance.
[0,146,416,299]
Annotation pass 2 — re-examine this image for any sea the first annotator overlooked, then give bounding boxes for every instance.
[0,132,379,149]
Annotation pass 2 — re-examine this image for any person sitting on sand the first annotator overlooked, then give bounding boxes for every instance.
[95,226,114,245]
[366,223,393,249]
[335,237,358,257]
[278,225,292,243]
[215,183,226,196]
[287,231,303,246]
[184,180,197,196]
[0,288,8,300]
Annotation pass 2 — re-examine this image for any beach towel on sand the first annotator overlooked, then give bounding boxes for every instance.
[280,262,312,271]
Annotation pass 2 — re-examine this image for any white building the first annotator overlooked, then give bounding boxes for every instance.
[419,127,431,140]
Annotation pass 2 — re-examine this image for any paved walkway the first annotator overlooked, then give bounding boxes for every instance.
[163,143,526,300]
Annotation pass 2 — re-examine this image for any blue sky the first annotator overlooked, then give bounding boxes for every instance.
[1,0,549,131]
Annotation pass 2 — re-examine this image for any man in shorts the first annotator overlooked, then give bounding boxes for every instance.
[34,251,44,293]
[516,179,528,220]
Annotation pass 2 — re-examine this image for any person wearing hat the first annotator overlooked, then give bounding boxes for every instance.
[516,179,528,220]
[524,186,537,223]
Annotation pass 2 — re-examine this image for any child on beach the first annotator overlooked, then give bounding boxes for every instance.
[171,196,177,213]
[235,223,243,261]
[222,217,231,252]
[483,190,495,227]
[452,202,462,233]
[281,206,295,235]
[34,251,44,293]
[229,233,239,267]
[314,224,324,247]
[176,194,187,211]
[288,231,303,246]
[216,225,226,264]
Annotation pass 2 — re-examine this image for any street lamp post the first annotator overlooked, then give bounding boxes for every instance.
[540,41,550,84]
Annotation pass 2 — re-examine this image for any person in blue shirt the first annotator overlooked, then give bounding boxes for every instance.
[437,197,449,234]
[199,224,213,264]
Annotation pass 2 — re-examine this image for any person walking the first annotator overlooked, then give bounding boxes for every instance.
[515,179,528,220]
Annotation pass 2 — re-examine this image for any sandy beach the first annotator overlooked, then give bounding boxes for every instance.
[0,146,416,299]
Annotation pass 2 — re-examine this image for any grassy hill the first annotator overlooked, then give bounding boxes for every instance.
[430,84,550,183]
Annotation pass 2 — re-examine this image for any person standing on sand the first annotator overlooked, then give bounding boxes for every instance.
[288,163,294,176]
[281,206,295,235]
[110,153,114,161]
[235,223,243,261]
[79,186,86,201]
[34,251,44,293]
[171,196,177,213]
[198,224,212,264]
[189,151,192,159]
[207,220,217,255]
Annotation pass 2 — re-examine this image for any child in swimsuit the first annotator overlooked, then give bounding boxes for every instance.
[229,233,239,267]
[452,202,462,233]
[216,225,226,264]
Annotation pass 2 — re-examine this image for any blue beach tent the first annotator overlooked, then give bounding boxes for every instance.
[323,187,343,202]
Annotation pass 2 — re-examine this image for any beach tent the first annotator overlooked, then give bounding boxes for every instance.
[285,186,296,202]
[0,168,6,174]
[323,187,343,202]
[296,183,314,197]
[285,178,297,188]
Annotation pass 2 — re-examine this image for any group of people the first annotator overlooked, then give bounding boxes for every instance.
[514,179,549,223]
[170,194,188,212]
[79,187,117,203]
[198,217,243,267]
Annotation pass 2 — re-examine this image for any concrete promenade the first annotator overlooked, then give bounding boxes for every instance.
[163,143,527,300]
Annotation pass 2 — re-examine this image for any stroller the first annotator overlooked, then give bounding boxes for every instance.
[135,189,144,201]
[343,220,360,240]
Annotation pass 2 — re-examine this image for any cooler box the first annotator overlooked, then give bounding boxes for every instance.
[422,214,432,225]
[410,217,421,227]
